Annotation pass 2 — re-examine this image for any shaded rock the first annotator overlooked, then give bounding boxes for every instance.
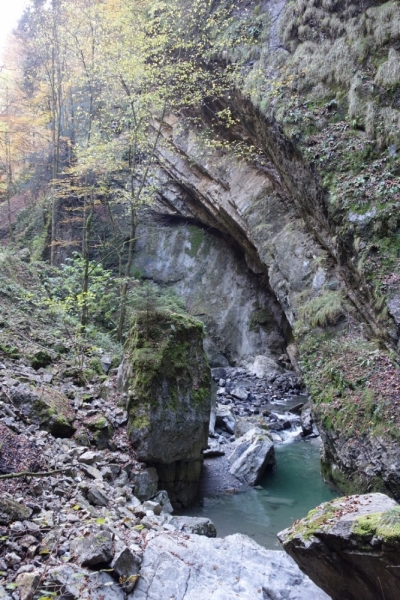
[131,468,158,501]
[0,497,32,525]
[131,532,330,599]
[152,490,173,514]
[215,405,236,435]
[156,460,203,508]
[211,367,227,381]
[278,493,400,600]
[71,529,114,567]
[111,541,141,590]
[47,564,124,600]
[228,427,274,485]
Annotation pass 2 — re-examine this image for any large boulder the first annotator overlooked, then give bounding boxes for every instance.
[228,427,275,485]
[278,493,400,600]
[119,312,212,507]
[130,532,330,599]
[8,383,75,437]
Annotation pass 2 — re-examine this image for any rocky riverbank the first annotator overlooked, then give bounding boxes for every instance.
[0,355,330,599]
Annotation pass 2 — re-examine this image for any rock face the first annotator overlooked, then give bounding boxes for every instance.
[131,532,330,600]
[133,216,288,368]
[278,493,400,600]
[119,311,212,507]
[228,427,275,485]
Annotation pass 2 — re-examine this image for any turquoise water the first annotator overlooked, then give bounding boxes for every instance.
[186,439,339,549]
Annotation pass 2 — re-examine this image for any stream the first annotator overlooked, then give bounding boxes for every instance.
[184,437,338,549]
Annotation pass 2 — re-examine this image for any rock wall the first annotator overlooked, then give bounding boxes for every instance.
[144,104,400,501]
[134,214,288,367]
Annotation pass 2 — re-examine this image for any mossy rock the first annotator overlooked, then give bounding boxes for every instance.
[30,350,53,370]
[84,413,113,449]
[122,311,212,465]
[9,383,75,437]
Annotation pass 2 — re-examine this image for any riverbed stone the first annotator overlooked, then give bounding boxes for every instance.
[130,532,330,599]
[228,427,275,485]
[278,493,400,600]
[215,405,236,434]
[168,516,217,537]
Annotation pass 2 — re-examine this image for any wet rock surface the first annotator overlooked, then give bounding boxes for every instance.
[201,366,315,496]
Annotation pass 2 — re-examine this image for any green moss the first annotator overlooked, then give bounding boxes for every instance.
[86,414,108,430]
[353,507,400,542]
[30,350,53,370]
[249,307,274,332]
[297,290,343,333]
[125,310,211,436]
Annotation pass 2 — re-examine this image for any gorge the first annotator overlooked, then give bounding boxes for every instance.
[1,0,400,598]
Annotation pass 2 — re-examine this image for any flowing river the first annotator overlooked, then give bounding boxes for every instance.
[183,437,339,549]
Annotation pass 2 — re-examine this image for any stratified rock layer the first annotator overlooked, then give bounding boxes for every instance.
[120,311,211,507]
[130,532,330,600]
[278,493,400,600]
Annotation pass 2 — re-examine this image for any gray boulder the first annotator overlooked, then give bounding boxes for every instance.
[131,468,158,501]
[0,497,32,525]
[86,485,109,507]
[215,405,236,434]
[230,386,249,402]
[46,564,124,600]
[228,427,275,485]
[300,404,313,436]
[71,529,114,567]
[278,493,400,600]
[168,516,217,537]
[130,532,330,599]
[111,541,141,591]
[249,355,282,379]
